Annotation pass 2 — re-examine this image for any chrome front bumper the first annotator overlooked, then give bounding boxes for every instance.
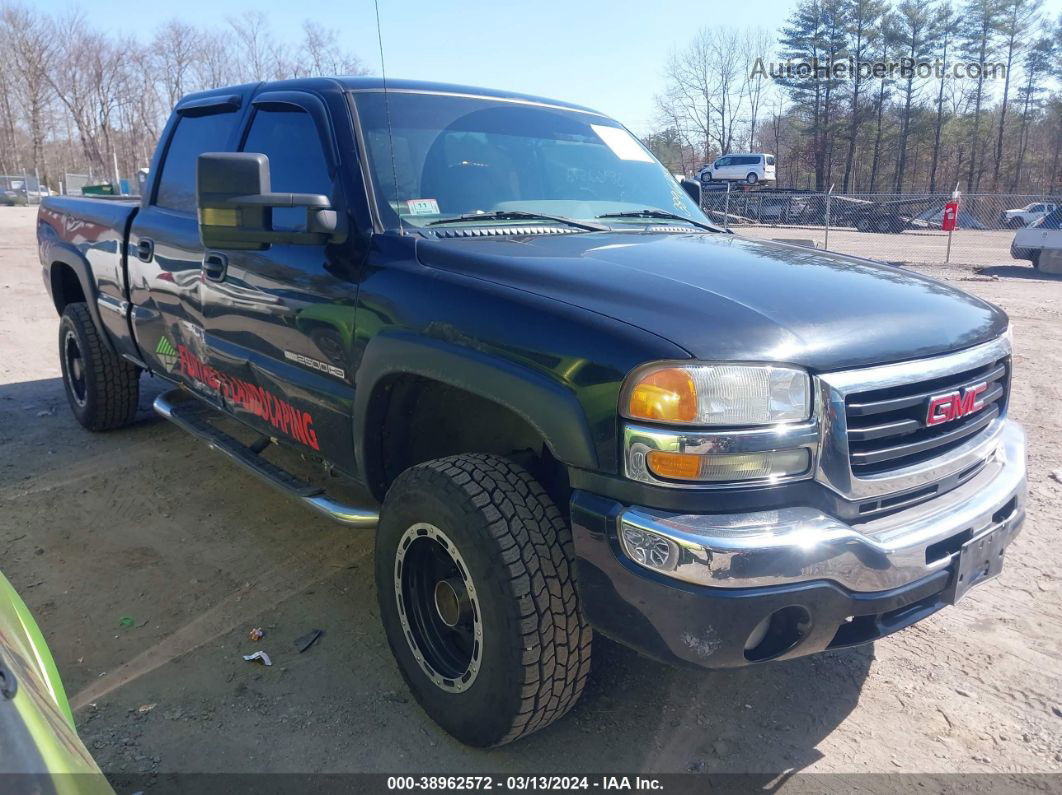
[618,420,1026,592]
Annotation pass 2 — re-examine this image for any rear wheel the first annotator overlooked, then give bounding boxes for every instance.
[375,454,591,746]
[58,302,140,430]
[746,172,759,185]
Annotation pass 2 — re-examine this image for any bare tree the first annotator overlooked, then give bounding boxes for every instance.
[294,20,369,77]
[46,11,109,175]
[740,28,774,150]
[194,31,237,89]
[228,11,277,82]
[660,27,775,165]
[1,3,54,186]
[152,19,202,108]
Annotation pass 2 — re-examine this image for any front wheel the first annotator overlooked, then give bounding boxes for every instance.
[375,454,592,747]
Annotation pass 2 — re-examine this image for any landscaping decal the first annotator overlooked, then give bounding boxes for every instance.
[176,344,319,451]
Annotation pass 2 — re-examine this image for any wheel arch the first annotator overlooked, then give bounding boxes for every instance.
[45,247,115,354]
[354,333,598,502]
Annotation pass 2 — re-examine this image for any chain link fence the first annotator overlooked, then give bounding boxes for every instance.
[700,187,1061,266]
[0,173,47,205]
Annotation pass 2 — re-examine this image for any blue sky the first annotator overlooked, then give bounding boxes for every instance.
[31,0,1062,134]
[31,0,782,133]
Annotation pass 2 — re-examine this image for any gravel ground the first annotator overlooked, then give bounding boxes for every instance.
[737,225,1016,267]
[1,206,1060,784]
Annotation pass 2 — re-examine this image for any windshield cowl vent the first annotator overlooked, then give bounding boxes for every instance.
[425,226,582,239]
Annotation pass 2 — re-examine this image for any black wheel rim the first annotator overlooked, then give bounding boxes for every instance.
[394,523,482,693]
[64,329,87,407]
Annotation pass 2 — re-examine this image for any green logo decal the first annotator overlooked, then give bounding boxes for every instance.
[156,336,179,372]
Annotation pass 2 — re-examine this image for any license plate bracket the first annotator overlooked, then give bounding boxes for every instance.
[945,524,1008,604]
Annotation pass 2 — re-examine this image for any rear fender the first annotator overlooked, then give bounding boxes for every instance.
[42,242,116,355]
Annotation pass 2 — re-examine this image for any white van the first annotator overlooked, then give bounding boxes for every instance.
[699,153,776,184]
[1011,207,1062,270]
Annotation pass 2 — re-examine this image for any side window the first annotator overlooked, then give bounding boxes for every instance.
[1042,209,1062,229]
[1030,204,1044,213]
[155,111,238,213]
[241,106,332,231]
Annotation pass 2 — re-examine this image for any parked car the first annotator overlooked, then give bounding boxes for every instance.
[1000,201,1057,228]
[0,570,112,789]
[752,194,812,223]
[38,77,1025,748]
[1011,207,1062,268]
[699,153,776,184]
[0,187,18,206]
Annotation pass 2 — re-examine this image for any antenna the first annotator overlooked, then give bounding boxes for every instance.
[373,0,404,235]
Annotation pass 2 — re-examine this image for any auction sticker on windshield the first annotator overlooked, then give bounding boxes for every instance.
[591,125,654,162]
[406,198,440,215]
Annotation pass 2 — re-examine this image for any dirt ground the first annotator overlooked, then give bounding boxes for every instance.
[738,225,1015,267]
[1,205,1061,783]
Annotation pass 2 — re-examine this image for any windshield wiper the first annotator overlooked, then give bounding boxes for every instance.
[427,210,607,232]
[595,209,721,232]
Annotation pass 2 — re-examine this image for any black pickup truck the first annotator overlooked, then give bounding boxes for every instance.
[38,77,1026,747]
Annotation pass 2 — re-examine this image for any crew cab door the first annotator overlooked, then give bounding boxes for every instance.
[198,91,360,468]
[128,97,243,384]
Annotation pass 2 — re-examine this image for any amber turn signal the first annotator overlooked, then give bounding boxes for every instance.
[645,451,702,479]
[627,368,697,423]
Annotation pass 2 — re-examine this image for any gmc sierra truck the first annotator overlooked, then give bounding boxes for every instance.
[38,77,1026,747]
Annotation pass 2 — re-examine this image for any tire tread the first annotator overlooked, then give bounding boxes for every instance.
[61,303,140,430]
[389,454,592,745]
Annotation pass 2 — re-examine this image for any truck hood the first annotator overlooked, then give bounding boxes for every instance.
[415,231,1008,371]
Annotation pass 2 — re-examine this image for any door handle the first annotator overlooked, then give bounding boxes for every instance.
[203,252,228,282]
[135,238,154,262]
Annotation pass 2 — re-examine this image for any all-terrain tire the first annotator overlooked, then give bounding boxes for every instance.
[58,302,140,430]
[375,454,592,747]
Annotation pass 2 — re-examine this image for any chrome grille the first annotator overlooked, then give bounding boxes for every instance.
[844,356,1010,476]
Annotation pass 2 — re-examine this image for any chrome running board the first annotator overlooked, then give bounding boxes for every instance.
[153,389,378,528]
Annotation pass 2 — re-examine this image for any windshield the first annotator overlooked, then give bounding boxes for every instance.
[353,91,708,230]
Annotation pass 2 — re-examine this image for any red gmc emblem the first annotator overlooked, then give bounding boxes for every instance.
[926,382,988,426]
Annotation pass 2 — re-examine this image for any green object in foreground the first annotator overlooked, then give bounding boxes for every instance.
[0,570,113,792]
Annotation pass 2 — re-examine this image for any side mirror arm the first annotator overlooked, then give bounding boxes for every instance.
[200,192,346,247]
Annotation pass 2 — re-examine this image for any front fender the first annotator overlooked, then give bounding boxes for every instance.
[353,331,600,477]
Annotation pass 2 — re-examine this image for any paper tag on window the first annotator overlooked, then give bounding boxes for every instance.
[406,198,440,215]
[591,125,654,162]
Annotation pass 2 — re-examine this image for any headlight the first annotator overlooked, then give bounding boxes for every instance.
[623,363,811,426]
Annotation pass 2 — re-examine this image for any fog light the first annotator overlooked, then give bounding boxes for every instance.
[619,524,679,572]
[646,448,810,482]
